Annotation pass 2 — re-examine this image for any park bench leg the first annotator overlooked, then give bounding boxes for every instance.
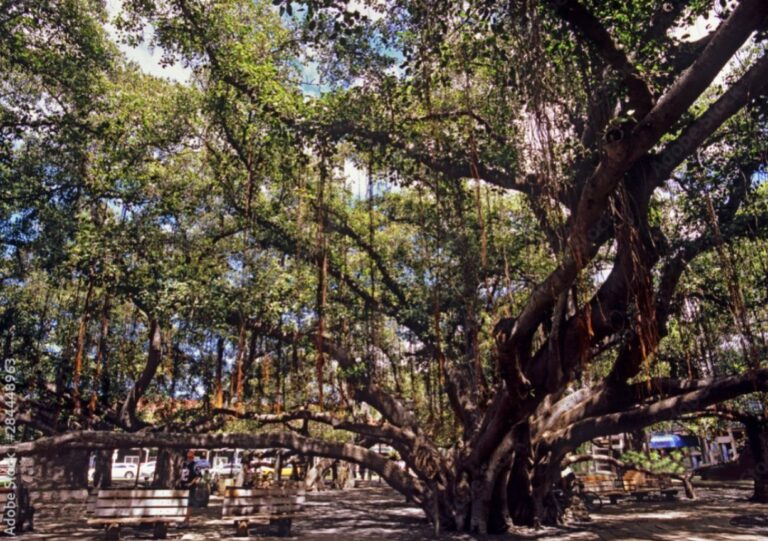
[234,519,249,537]
[105,523,121,541]
[609,495,618,505]
[153,522,168,539]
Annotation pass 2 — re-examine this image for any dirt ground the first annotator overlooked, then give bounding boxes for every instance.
[14,481,768,540]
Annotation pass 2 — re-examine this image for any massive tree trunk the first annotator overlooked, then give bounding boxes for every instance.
[153,448,184,489]
[744,418,768,503]
[92,449,112,489]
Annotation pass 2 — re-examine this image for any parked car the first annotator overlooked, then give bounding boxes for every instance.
[111,463,138,479]
[138,461,156,482]
[86,461,152,482]
[258,465,295,478]
[211,462,241,479]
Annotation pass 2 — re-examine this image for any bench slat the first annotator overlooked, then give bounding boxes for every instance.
[96,498,189,508]
[97,489,187,499]
[226,514,301,521]
[224,506,302,515]
[222,488,304,522]
[224,503,303,510]
[225,488,303,497]
[225,496,305,505]
[222,502,304,509]
[87,517,186,525]
[93,507,188,518]
[224,502,303,509]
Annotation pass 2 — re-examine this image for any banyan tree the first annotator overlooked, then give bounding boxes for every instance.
[2,0,768,534]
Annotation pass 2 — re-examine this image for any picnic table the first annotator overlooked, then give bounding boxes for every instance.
[622,471,679,501]
[577,473,626,504]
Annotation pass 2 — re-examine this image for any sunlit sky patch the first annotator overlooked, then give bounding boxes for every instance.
[105,0,192,84]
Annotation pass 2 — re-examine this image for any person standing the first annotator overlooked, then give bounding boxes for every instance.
[179,451,201,507]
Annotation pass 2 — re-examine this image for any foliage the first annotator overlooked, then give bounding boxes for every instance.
[2,0,768,529]
[620,450,687,475]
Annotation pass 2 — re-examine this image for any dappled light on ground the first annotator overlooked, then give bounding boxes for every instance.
[14,483,767,541]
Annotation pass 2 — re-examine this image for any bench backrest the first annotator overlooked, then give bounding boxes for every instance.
[222,487,304,518]
[93,489,189,520]
[579,475,622,493]
[623,470,666,490]
[622,470,642,490]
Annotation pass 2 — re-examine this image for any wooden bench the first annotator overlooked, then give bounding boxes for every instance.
[222,486,304,537]
[578,474,625,504]
[86,489,189,540]
[622,471,678,501]
[654,475,679,501]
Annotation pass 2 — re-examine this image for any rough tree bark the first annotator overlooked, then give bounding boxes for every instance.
[153,448,184,489]
[743,417,768,502]
[92,449,112,489]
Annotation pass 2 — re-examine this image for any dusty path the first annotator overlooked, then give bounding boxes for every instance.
[15,482,768,540]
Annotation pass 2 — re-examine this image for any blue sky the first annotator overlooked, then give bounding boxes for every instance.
[105,0,192,84]
[103,0,379,195]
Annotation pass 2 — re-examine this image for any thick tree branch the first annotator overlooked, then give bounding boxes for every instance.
[549,0,654,116]
[544,368,768,451]
[642,0,693,44]
[650,52,768,186]
[636,0,766,143]
[324,121,542,198]
[208,407,416,447]
[1,429,425,500]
